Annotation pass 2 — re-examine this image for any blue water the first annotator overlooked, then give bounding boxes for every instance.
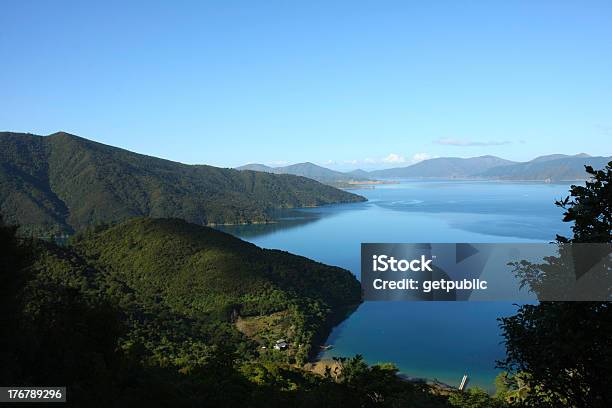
[218,180,573,391]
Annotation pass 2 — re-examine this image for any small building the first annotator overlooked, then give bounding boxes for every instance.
[274,340,288,350]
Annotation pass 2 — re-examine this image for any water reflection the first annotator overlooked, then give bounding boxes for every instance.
[217,201,371,239]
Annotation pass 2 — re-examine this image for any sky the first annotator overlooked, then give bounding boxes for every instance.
[1,1,611,170]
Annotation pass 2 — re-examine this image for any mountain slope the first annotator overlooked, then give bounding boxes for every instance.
[477,155,612,181]
[528,153,591,163]
[236,163,276,173]
[368,155,516,178]
[0,132,365,235]
[74,217,361,319]
[237,162,369,183]
[2,216,366,405]
[279,162,367,183]
[345,169,371,178]
[71,217,361,362]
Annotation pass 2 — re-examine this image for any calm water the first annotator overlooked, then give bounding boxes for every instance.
[218,180,573,391]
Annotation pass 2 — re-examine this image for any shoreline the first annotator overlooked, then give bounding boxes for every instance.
[304,358,458,395]
[305,302,462,394]
[367,177,588,183]
[306,302,361,363]
[32,198,370,239]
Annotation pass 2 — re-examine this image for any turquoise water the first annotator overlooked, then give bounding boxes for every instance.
[218,180,573,391]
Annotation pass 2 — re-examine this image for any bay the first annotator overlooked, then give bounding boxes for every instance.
[218,180,574,391]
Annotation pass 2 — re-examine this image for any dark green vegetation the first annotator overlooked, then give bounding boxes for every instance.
[1,216,359,405]
[3,132,608,406]
[498,161,612,407]
[73,217,361,365]
[0,132,365,236]
[1,215,507,407]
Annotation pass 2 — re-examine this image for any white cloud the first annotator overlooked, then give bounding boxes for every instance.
[411,153,431,163]
[434,138,511,147]
[320,152,434,170]
[382,153,406,164]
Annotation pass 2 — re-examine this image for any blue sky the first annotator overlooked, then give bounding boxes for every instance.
[1,1,611,170]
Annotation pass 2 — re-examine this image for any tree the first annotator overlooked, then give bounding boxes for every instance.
[555,163,612,243]
[498,162,612,407]
[448,387,506,408]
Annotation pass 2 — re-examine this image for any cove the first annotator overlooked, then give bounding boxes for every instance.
[217,180,573,392]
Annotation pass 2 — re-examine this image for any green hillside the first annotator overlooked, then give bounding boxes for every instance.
[0,132,365,236]
[72,217,361,363]
[3,215,482,406]
[1,216,357,403]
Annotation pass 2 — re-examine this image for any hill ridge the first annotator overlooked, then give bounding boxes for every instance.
[0,132,365,235]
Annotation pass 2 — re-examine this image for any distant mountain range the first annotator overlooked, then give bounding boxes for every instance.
[345,169,372,178]
[3,129,609,236]
[237,162,367,185]
[527,153,592,163]
[0,132,365,235]
[476,154,610,180]
[367,155,515,178]
[239,153,611,183]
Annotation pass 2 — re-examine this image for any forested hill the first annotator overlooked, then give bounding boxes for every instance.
[0,132,365,235]
[1,216,367,406]
[73,217,362,326]
[3,215,479,406]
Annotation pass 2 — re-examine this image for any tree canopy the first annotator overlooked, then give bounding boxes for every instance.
[498,161,612,408]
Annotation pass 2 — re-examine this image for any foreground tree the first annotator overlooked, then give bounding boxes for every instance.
[498,162,612,407]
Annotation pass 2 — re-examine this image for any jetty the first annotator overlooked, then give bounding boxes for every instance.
[458,374,469,391]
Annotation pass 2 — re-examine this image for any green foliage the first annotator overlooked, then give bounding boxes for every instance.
[555,161,612,243]
[4,213,533,406]
[498,302,611,407]
[318,355,453,408]
[1,215,365,405]
[71,218,361,365]
[448,388,506,408]
[493,372,512,401]
[498,161,612,408]
[0,132,365,236]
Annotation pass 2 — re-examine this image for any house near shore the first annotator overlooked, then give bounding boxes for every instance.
[274,339,288,350]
